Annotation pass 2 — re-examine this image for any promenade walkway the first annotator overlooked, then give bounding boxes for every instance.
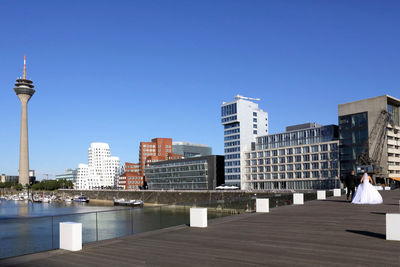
[2,190,399,267]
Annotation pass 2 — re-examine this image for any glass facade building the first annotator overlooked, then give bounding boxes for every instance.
[172,142,212,158]
[145,155,224,190]
[338,112,368,178]
[244,124,340,190]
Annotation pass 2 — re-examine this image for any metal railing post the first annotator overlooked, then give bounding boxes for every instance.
[96,212,98,241]
[51,216,54,249]
[131,208,133,235]
[159,206,162,228]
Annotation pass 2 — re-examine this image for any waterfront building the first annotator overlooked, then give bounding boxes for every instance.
[75,143,121,190]
[244,123,340,190]
[145,155,224,190]
[139,138,183,175]
[119,172,144,190]
[338,95,400,184]
[221,95,268,189]
[124,162,140,173]
[55,169,78,183]
[172,141,212,158]
[14,56,35,186]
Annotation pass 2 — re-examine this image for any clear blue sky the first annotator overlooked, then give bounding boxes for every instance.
[1,0,399,178]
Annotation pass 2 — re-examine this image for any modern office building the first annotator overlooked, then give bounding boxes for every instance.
[243,123,340,190]
[145,155,225,190]
[75,142,121,190]
[221,95,268,188]
[338,95,400,184]
[55,169,78,183]
[172,141,212,158]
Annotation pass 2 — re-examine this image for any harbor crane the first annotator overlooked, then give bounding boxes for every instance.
[234,94,261,101]
[356,109,396,184]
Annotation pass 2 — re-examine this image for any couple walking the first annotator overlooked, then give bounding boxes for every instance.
[345,171,383,204]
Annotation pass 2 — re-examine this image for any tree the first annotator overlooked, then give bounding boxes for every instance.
[15,184,23,191]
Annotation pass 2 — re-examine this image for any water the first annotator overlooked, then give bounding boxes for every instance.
[0,200,226,259]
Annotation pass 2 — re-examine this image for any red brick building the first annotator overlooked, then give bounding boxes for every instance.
[119,138,183,190]
[125,162,139,173]
[139,138,182,175]
[119,171,143,190]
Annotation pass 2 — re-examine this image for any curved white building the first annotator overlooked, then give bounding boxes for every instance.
[75,143,121,190]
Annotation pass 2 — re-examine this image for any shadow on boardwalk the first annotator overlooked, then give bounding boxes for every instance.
[2,190,400,267]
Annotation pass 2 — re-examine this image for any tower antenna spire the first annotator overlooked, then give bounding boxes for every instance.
[23,55,27,79]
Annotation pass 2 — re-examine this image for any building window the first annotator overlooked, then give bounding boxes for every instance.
[253,124,258,129]
[253,130,258,134]
[253,112,257,116]
[303,146,310,153]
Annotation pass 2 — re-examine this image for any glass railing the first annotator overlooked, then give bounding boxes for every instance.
[0,190,337,260]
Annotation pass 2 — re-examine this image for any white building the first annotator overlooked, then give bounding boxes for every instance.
[221,95,268,189]
[75,142,121,190]
[244,123,340,190]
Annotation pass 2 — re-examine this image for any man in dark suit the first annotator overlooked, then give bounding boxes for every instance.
[345,170,357,202]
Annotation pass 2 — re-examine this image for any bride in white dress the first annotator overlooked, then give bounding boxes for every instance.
[352,173,383,204]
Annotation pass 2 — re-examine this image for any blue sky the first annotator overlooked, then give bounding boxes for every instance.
[1,0,399,178]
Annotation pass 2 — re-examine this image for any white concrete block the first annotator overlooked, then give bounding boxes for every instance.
[345,187,348,194]
[317,190,326,200]
[190,208,207,228]
[384,186,391,191]
[333,189,341,197]
[293,193,304,205]
[386,214,400,241]
[375,186,383,191]
[59,222,82,251]
[256,198,269,213]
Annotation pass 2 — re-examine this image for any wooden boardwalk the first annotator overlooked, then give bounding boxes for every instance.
[2,190,400,267]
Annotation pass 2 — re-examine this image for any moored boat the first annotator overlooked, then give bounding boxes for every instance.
[74,196,89,203]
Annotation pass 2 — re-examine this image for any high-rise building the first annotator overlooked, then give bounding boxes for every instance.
[221,95,268,189]
[244,123,340,190]
[338,95,400,184]
[14,56,35,186]
[75,142,121,190]
[172,141,212,158]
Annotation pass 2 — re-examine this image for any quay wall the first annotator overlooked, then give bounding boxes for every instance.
[58,189,306,205]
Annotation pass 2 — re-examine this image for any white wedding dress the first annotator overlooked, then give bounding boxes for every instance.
[352,173,383,204]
